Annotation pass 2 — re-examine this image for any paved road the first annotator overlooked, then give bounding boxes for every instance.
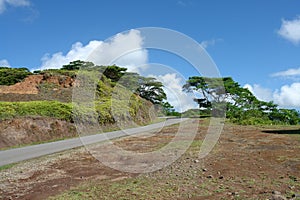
[0,118,187,166]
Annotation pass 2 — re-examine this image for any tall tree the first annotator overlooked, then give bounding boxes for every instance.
[137,77,166,104]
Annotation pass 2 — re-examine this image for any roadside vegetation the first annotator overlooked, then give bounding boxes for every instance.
[0,61,167,126]
[0,61,299,126]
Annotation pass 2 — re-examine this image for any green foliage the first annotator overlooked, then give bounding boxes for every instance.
[38,69,77,78]
[55,60,166,105]
[0,60,164,126]
[162,102,175,115]
[184,76,300,125]
[0,101,72,121]
[269,108,300,125]
[181,109,210,118]
[0,67,32,85]
[102,65,127,82]
[137,77,167,104]
[161,102,180,116]
[62,60,94,70]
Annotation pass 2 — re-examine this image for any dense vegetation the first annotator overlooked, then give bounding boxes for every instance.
[0,61,165,126]
[0,67,32,85]
[0,101,72,121]
[184,76,300,125]
[1,62,299,125]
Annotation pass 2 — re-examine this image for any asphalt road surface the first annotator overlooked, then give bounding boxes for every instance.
[0,118,187,166]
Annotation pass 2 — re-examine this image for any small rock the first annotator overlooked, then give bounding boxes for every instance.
[232,192,239,196]
[194,159,199,163]
[207,175,214,179]
[202,168,207,172]
[289,186,295,190]
[272,191,281,195]
[219,176,224,179]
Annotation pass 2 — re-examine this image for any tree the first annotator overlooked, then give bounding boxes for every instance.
[62,60,94,70]
[118,72,167,105]
[102,65,127,82]
[61,60,167,105]
[183,76,300,125]
[269,108,300,125]
[183,77,233,117]
[0,67,32,85]
[161,102,178,116]
[137,77,167,104]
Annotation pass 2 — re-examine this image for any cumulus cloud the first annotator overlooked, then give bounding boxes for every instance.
[244,84,273,102]
[88,29,148,73]
[277,16,300,45]
[39,29,148,73]
[273,83,300,108]
[271,67,300,78]
[0,59,10,67]
[150,73,198,112]
[0,0,30,14]
[245,83,300,108]
[40,41,102,70]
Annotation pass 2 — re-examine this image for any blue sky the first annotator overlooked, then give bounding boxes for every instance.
[1,0,300,111]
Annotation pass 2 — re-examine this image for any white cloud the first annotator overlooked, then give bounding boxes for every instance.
[39,29,148,73]
[39,40,102,70]
[277,16,300,45]
[245,83,300,108]
[0,0,30,14]
[271,67,300,78]
[0,59,10,67]
[244,84,273,102]
[150,73,198,112]
[88,29,148,73]
[273,83,300,108]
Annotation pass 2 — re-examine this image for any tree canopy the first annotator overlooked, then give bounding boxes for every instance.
[183,76,300,125]
[62,60,167,105]
[0,67,32,85]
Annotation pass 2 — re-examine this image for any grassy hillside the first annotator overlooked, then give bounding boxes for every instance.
[0,64,159,148]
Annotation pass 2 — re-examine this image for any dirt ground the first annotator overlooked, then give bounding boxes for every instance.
[0,119,299,199]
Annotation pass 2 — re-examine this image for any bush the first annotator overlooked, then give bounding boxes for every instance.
[0,67,32,85]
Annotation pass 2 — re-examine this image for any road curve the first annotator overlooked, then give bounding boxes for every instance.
[0,118,188,167]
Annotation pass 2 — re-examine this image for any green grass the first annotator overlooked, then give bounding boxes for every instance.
[49,175,180,200]
[0,163,16,171]
[0,101,73,121]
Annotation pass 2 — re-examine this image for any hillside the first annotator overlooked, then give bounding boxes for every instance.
[0,65,159,149]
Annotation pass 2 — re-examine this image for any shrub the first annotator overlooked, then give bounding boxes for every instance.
[0,67,32,85]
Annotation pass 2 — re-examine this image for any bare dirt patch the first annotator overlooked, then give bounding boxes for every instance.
[0,119,300,199]
[0,118,77,149]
